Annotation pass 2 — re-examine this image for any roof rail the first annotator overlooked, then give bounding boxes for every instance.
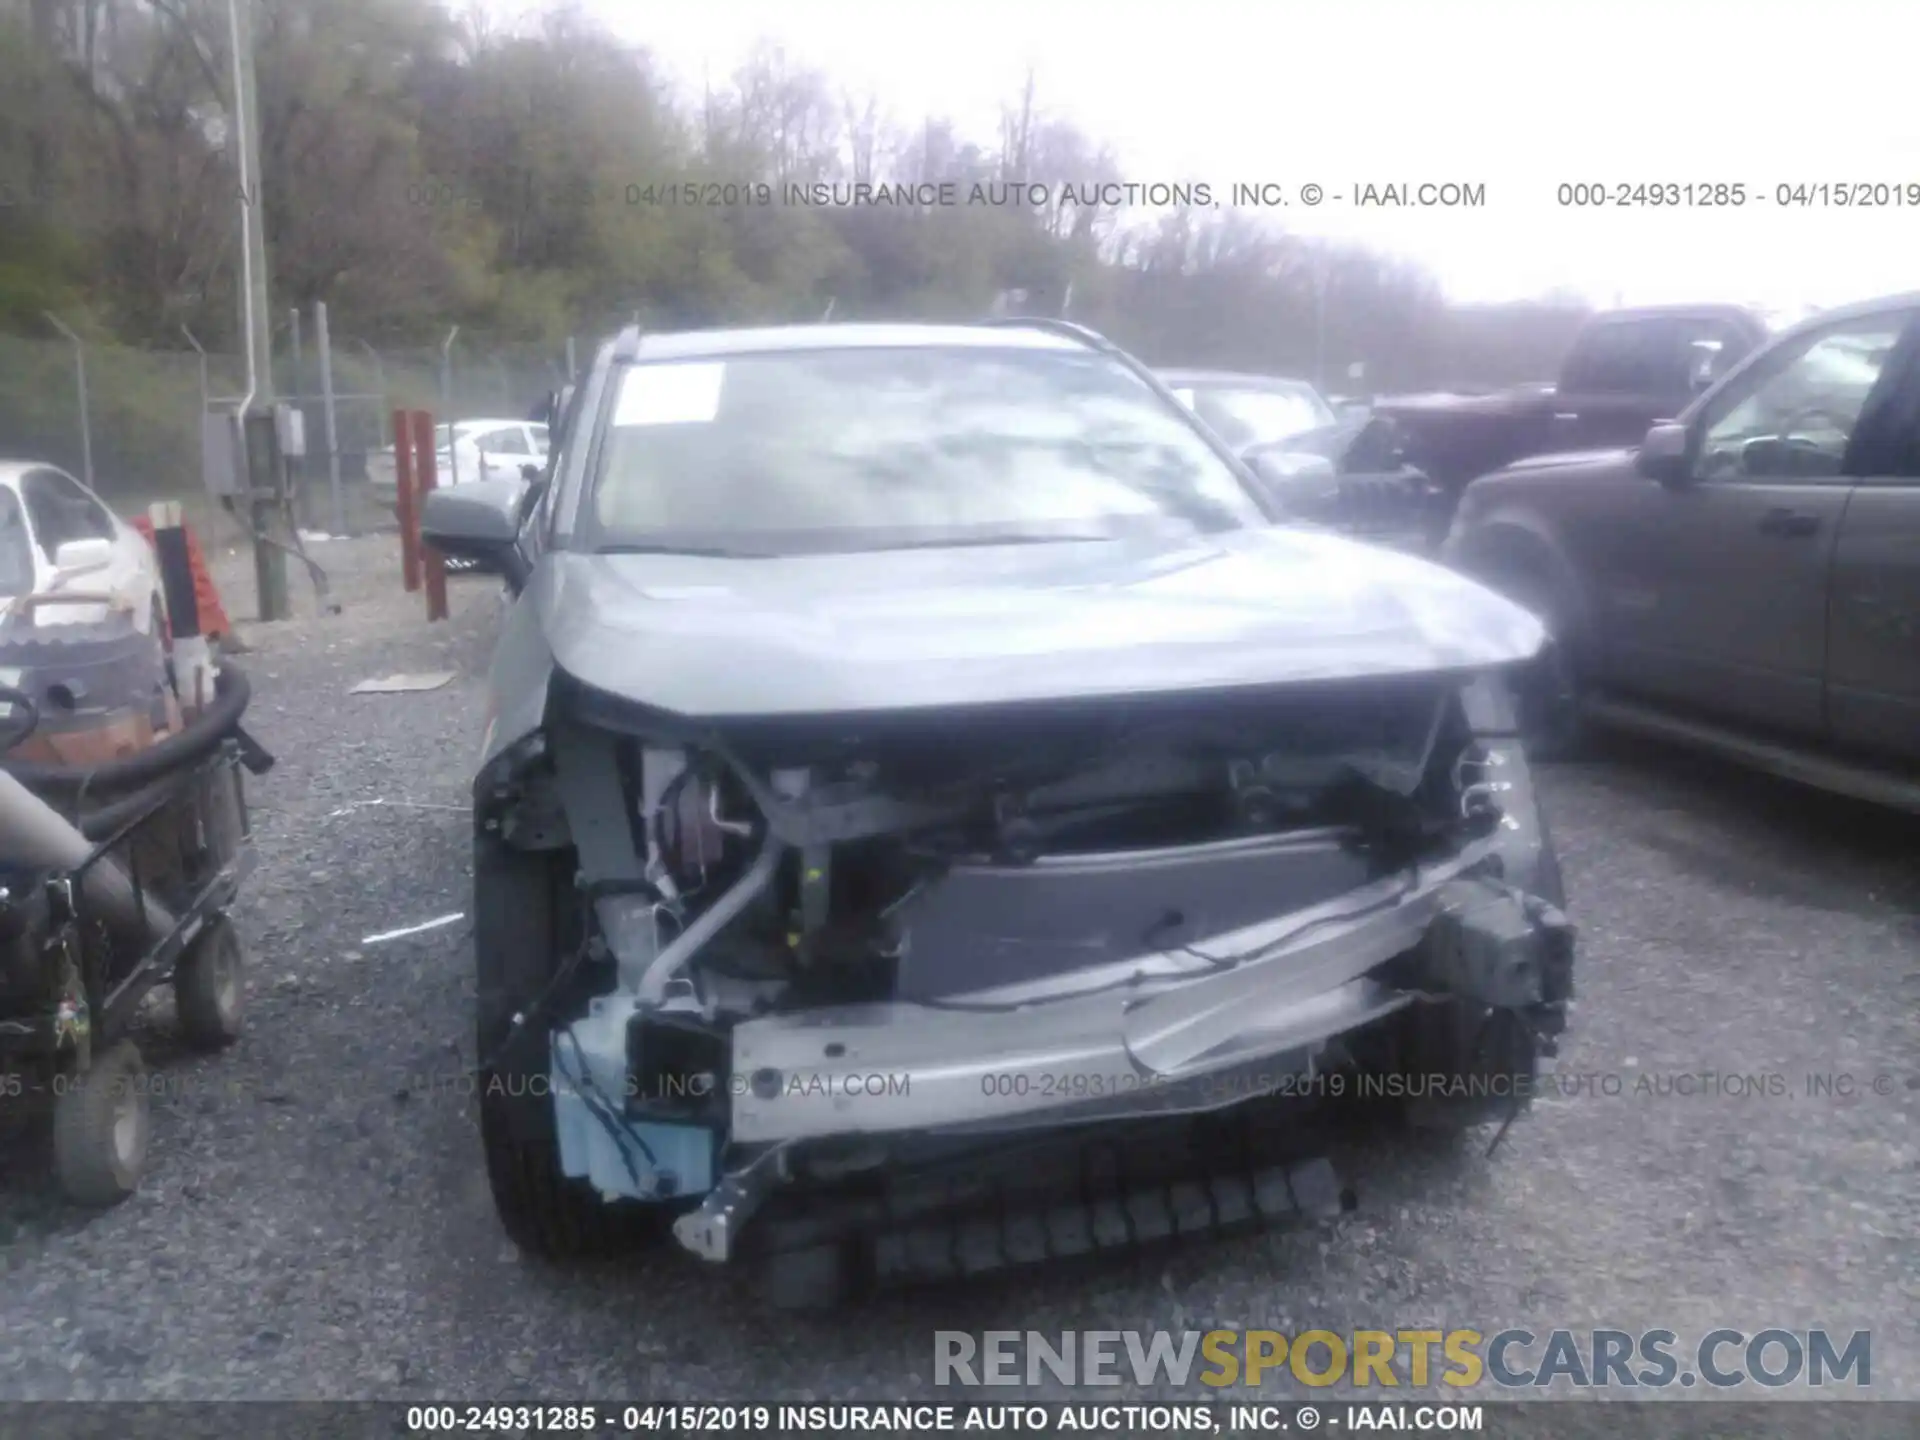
[975,315,1116,351]
[976,315,1180,399]
[613,324,643,361]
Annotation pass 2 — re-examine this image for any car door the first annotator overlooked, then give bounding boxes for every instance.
[1605,306,1920,736]
[1824,322,1920,763]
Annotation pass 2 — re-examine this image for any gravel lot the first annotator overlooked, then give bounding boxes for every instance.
[0,531,1913,1418]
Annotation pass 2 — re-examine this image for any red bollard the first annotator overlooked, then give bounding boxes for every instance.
[410,409,450,623]
[393,408,420,593]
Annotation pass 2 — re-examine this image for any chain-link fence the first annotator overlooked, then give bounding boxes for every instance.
[0,323,585,534]
[1,308,1591,534]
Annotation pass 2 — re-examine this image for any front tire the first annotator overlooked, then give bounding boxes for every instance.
[474,835,660,1258]
[53,1040,151,1207]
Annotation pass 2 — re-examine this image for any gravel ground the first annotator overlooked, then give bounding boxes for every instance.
[0,531,1913,1416]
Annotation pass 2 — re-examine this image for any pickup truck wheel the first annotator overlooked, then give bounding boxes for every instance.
[474,835,669,1259]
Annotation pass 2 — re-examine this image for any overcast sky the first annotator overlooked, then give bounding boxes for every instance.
[544,0,1916,311]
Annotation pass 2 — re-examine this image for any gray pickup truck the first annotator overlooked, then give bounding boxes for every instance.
[1443,290,1920,810]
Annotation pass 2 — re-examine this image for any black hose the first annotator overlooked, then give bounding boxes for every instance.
[72,771,183,842]
[0,664,274,800]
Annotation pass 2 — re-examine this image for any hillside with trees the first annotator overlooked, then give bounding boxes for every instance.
[1,0,1595,495]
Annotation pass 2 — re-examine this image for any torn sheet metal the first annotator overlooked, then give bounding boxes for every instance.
[350,671,456,695]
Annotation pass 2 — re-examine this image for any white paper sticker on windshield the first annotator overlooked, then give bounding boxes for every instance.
[614,362,725,426]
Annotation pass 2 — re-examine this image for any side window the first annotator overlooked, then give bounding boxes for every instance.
[0,488,35,596]
[1695,313,1911,481]
[54,474,116,540]
[20,473,76,560]
[1561,323,1654,393]
[1670,318,1746,394]
[478,427,531,457]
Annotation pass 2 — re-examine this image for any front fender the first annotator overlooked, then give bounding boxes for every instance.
[1441,506,1594,649]
[478,577,556,771]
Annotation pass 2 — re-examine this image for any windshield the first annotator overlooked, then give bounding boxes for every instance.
[585,346,1264,556]
[0,489,36,597]
[1174,382,1337,450]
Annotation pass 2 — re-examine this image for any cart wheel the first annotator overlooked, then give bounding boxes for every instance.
[175,914,245,1050]
[53,1040,151,1207]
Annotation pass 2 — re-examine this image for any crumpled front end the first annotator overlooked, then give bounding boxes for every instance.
[482,666,1573,1275]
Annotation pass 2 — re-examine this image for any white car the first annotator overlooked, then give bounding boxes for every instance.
[0,461,162,635]
[367,419,549,509]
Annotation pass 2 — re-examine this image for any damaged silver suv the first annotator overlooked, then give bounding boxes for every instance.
[421,319,1575,1306]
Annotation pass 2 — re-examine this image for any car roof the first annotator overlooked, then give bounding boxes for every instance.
[0,461,72,487]
[1764,291,1920,341]
[627,322,1088,361]
[1585,303,1766,324]
[1157,369,1321,389]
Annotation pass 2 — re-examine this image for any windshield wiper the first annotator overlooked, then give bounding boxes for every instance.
[596,543,766,559]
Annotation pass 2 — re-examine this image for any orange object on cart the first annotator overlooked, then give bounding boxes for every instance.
[128,514,232,641]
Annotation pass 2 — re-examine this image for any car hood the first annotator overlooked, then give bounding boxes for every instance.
[534,526,1546,719]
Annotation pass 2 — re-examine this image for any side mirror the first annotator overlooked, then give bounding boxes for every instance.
[1636,421,1692,484]
[52,536,114,576]
[421,475,529,588]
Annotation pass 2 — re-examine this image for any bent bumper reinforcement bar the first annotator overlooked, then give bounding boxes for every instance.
[725,836,1499,1146]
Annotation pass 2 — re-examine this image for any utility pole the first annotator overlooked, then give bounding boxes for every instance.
[228,0,286,620]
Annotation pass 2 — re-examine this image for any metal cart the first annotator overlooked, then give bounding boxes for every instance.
[0,741,257,1204]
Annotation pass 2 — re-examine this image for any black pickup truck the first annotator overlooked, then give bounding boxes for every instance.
[1374,305,1774,512]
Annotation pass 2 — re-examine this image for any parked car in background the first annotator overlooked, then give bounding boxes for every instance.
[1161,369,1438,548]
[366,418,548,572]
[366,418,549,510]
[1158,369,1338,451]
[418,319,1571,1304]
[0,461,162,634]
[1376,305,1773,524]
[1444,290,1920,809]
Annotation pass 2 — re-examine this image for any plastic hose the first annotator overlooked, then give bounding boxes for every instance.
[0,664,274,801]
[72,771,184,842]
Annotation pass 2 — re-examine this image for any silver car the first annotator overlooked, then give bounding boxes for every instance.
[423,320,1574,1306]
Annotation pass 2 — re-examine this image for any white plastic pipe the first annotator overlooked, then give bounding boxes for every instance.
[0,770,177,944]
